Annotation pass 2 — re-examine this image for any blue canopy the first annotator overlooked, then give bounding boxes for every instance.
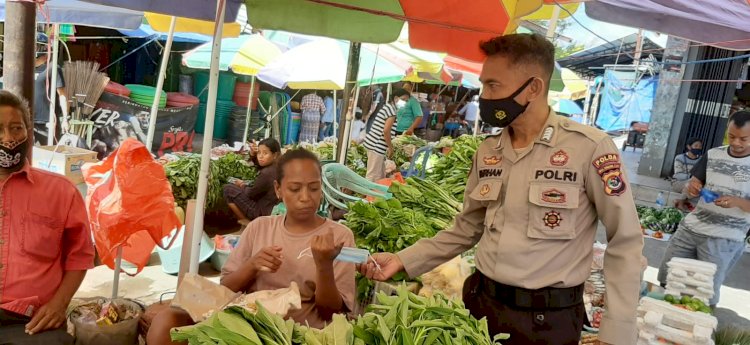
[119,24,212,44]
[0,0,142,30]
[78,0,244,22]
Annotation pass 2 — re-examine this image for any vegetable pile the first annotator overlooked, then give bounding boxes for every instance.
[346,144,368,177]
[391,136,427,168]
[427,135,484,202]
[663,295,712,314]
[165,153,258,209]
[388,177,462,226]
[637,206,684,234]
[171,287,508,345]
[344,198,443,254]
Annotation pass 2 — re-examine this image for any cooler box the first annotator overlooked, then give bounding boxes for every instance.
[32,145,98,184]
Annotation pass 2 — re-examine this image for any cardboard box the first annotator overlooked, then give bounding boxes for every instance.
[32,146,98,184]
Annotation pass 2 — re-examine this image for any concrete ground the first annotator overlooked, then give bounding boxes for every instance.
[74,135,750,330]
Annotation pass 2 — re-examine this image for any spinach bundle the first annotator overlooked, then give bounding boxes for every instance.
[392,136,428,168]
[389,177,462,225]
[344,199,443,254]
[428,135,484,202]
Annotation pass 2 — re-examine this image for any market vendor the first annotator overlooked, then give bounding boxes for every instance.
[223,138,281,226]
[0,90,94,343]
[147,149,355,345]
[363,88,411,181]
[361,33,644,345]
[395,82,424,136]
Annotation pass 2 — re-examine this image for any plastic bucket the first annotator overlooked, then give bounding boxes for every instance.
[195,103,207,133]
[213,114,231,140]
[156,226,215,275]
[193,72,237,102]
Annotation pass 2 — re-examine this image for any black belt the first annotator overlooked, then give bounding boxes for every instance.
[477,272,584,309]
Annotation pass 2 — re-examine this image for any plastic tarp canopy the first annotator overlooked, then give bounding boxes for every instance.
[78,0,244,22]
[0,0,142,30]
[119,24,212,44]
[586,0,750,51]
[596,70,659,132]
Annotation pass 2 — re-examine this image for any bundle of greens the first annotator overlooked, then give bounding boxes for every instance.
[636,206,684,234]
[344,198,443,254]
[165,153,258,209]
[171,287,507,345]
[346,144,368,177]
[354,287,508,345]
[389,177,462,225]
[392,136,427,168]
[428,135,484,202]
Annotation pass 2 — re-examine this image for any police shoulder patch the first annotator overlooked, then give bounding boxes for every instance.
[592,153,626,196]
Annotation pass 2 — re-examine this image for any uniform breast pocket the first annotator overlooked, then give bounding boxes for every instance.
[469,181,503,229]
[22,213,64,261]
[527,183,580,240]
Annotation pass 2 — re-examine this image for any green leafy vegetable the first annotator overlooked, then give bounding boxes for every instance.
[427,135,484,202]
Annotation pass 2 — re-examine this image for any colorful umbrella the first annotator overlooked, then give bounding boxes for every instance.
[79,0,244,22]
[258,39,348,90]
[586,0,750,51]
[183,34,283,76]
[553,99,585,115]
[145,12,242,37]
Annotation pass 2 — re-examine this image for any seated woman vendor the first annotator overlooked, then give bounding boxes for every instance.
[147,149,356,345]
[223,138,281,226]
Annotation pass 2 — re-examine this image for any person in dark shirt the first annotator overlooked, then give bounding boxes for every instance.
[223,138,281,226]
[33,33,67,145]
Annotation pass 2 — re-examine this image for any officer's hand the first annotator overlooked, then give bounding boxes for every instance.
[358,253,404,281]
[686,177,703,198]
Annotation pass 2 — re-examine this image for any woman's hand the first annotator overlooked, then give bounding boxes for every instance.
[249,246,283,273]
[248,141,259,156]
[233,179,245,187]
[311,229,344,267]
[714,196,750,211]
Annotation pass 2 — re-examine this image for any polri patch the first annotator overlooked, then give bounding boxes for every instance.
[543,210,563,229]
[550,150,569,166]
[541,189,566,204]
[592,154,627,196]
[479,184,491,196]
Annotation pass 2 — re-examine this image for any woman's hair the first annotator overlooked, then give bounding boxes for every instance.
[258,138,281,154]
[686,137,703,147]
[392,88,410,100]
[276,149,322,183]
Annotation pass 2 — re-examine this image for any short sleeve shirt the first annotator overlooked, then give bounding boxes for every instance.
[396,97,423,132]
[221,216,356,328]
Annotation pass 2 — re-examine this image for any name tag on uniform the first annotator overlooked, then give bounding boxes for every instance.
[534,169,578,182]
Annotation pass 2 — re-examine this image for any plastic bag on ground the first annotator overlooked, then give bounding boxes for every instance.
[83,138,182,275]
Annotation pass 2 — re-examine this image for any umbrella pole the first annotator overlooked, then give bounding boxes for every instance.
[242,76,256,141]
[332,91,337,140]
[386,83,391,101]
[190,0,226,274]
[112,246,122,299]
[146,16,177,152]
[546,5,561,40]
[336,42,361,161]
[338,85,360,164]
[48,24,61,146]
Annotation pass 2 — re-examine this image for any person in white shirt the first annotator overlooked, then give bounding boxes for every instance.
[458,95,480,134]
[350,108,366,144]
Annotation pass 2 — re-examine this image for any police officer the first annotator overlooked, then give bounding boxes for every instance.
[360,34,644,345]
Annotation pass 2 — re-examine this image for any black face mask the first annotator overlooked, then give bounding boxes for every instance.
[479,78,534,128]
[689,148,703,156]
[0,138,28,170]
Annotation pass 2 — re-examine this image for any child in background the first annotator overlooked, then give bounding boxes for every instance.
[147,149,355,344]
[350,108,366,144]
[223,138,282,226]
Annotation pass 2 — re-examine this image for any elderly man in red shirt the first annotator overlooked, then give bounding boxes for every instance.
[0,90,94,344]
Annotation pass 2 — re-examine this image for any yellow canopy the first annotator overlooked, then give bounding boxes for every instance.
[145,12,241,38]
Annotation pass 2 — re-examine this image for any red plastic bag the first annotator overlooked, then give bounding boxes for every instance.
[83,138,181,275]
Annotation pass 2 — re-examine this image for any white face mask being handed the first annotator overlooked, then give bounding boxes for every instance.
[297,247,381,270]
[396,99,407,109]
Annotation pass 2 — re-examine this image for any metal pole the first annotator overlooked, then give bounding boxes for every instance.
[336,42,361,160]
[546,5,562,41]
[634,28,644,66]
[112,246,123,299]
[386,83,392,101]
[332,91,337,139]
[47,25,61,146]
[338,85,360,164]
[146,16,177,152]
[190,0,226,274]
[582,78,593,125]
[242,76,256,141]
[3,0,36,152]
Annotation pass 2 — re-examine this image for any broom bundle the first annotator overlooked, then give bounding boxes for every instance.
[63,61,110,138]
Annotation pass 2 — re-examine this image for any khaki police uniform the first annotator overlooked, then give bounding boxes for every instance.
[399,110,644,345]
